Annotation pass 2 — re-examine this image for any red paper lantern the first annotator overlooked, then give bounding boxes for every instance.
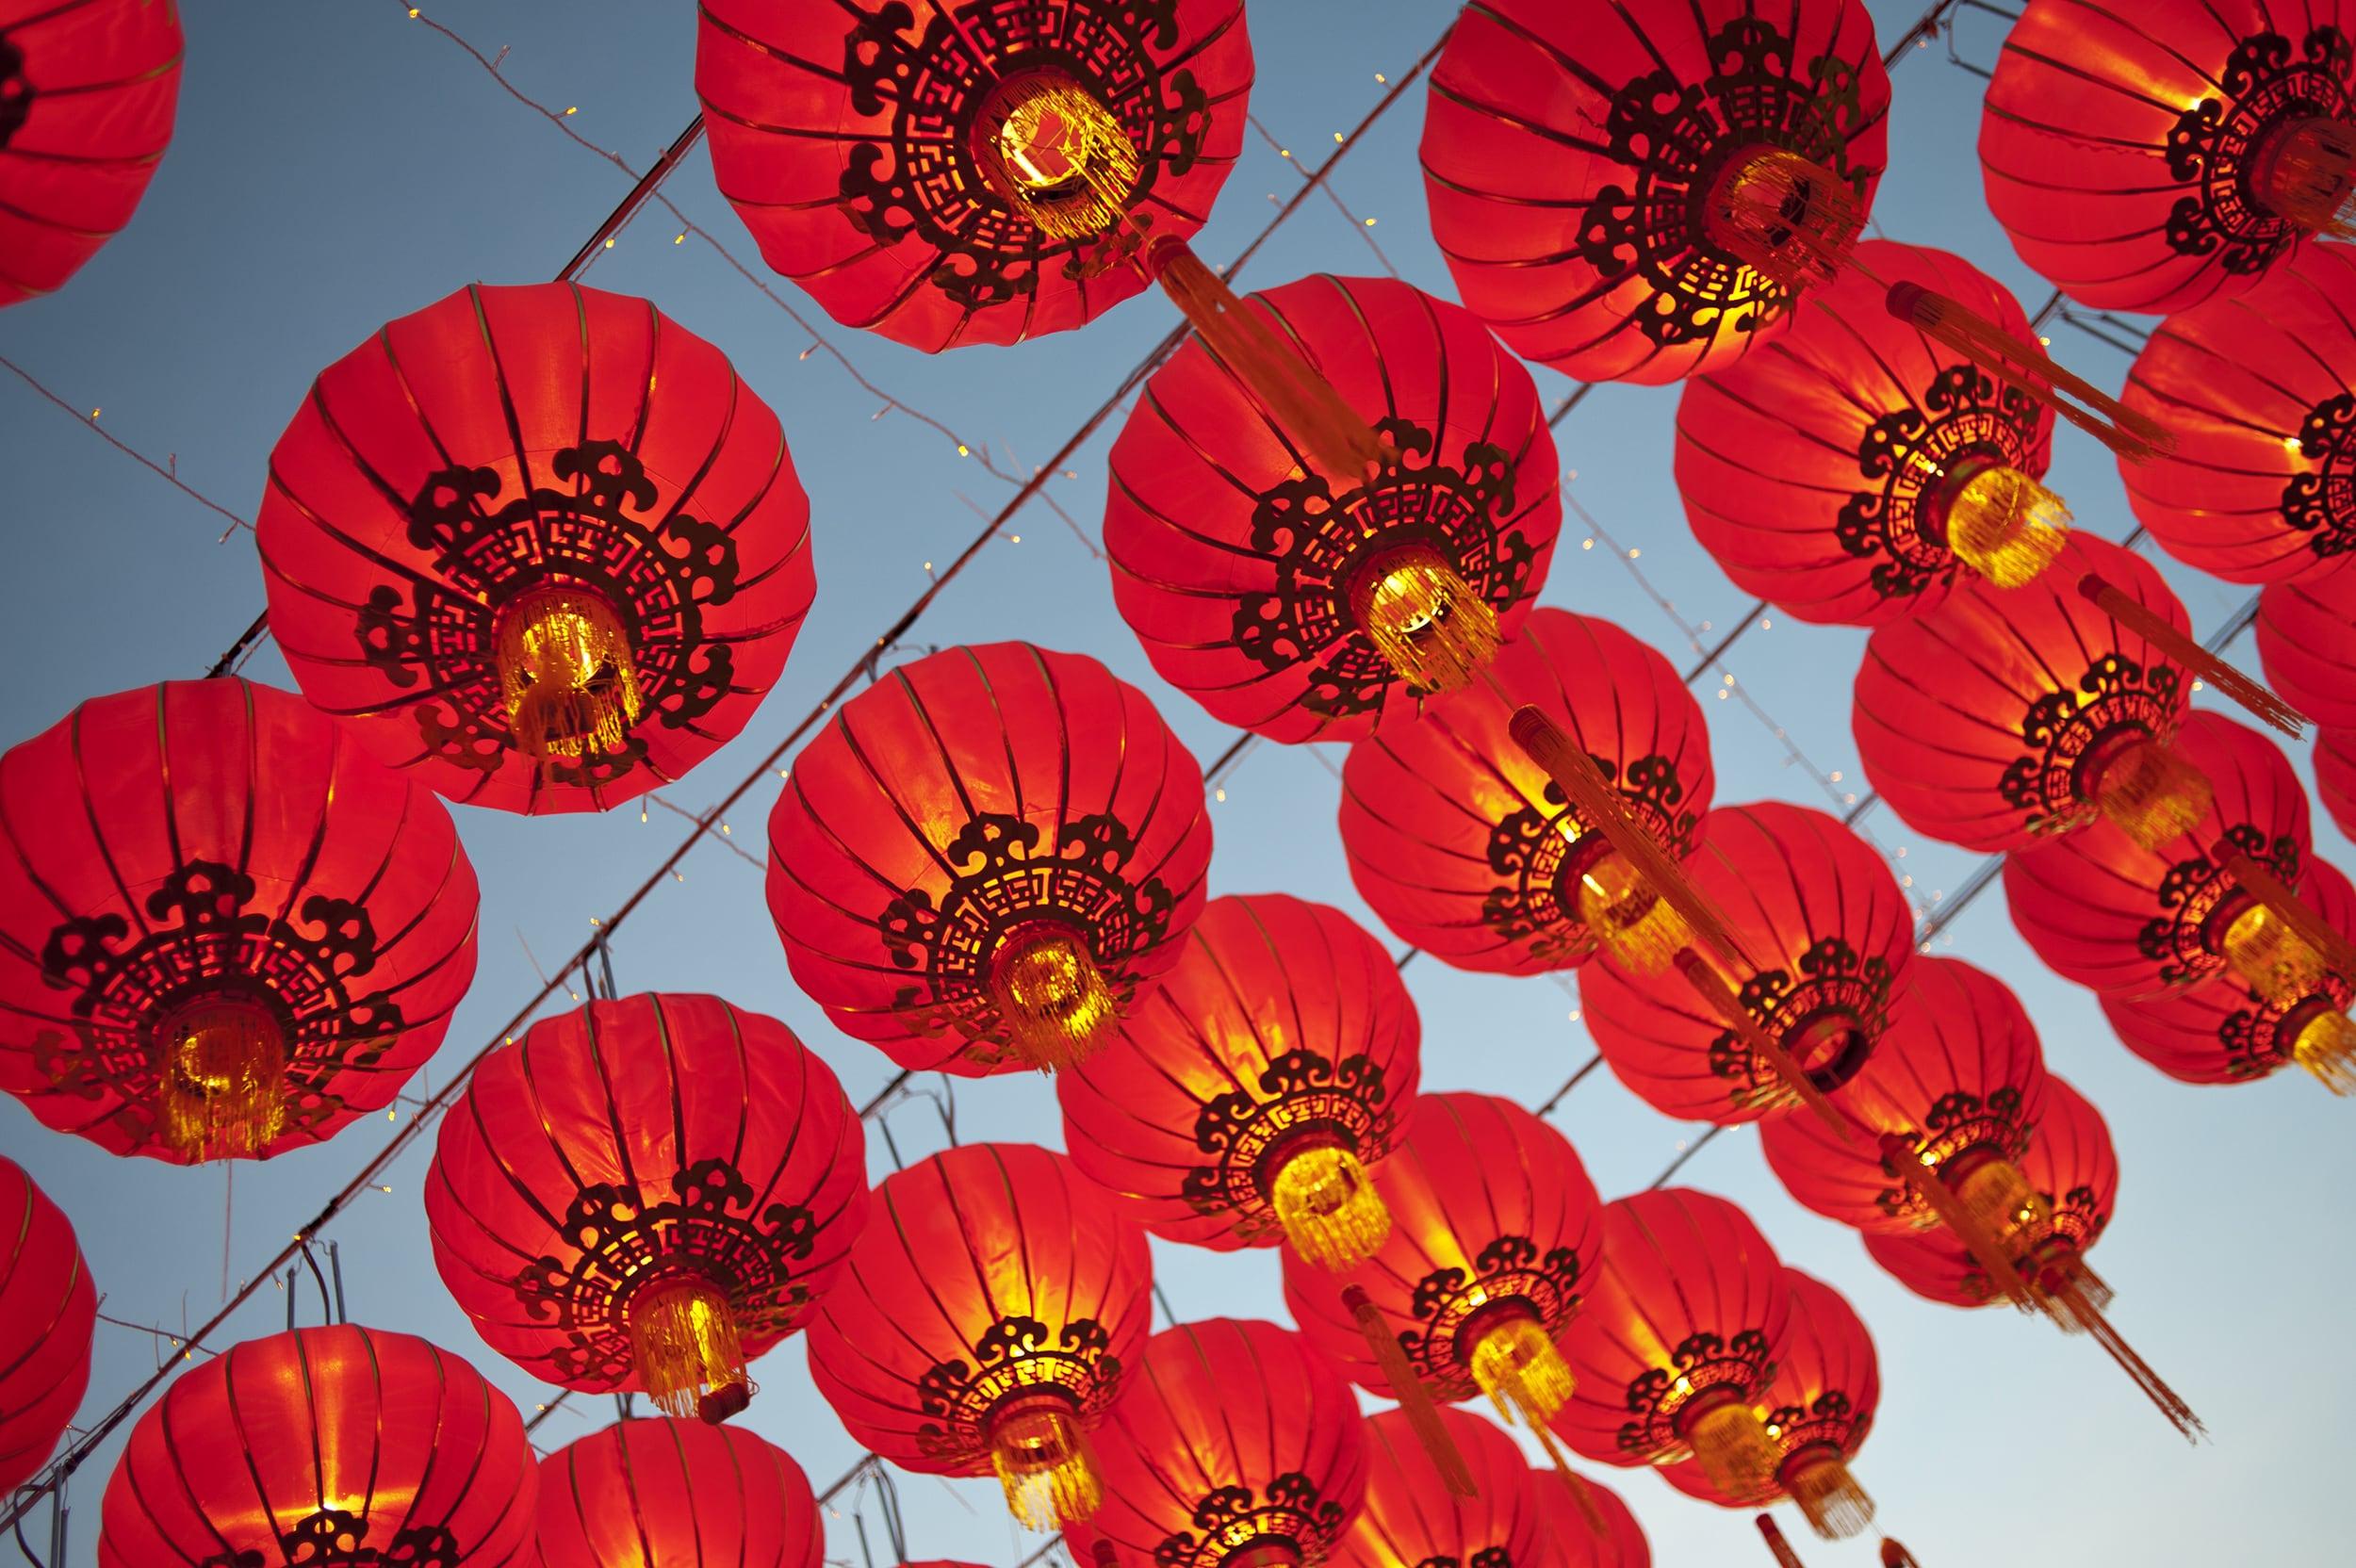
[0,679,480,1163]
[2121,241,2356,583]
[1057,892,1419,1267]
[1534,1473,1650,1568]
[1330,1406,1546,1568]
[2257,568,2356,727]
[2318,727,2356,838]
[98,1324,538,1568]
[257,282,816,814]
[533,1419,822,1568]
[0,1156,93,1494]
[2103,859,2356,1092]
[1678,240,2061,625]
[1981,0,2356,315]
[1420,0,1890,384]
[1580,803,1913,1124]
[804,1142,1152,1530]
[766,642,1211,1075]
[695,0,1252,352]
[0,0,182,306]
[1853,533,2198,854]
[1339,608,1716,977]
[1104,272,1561,742]
[1062,1318,1366,1568]
[425,993,867,1423]
[1551,1189,1793,1505]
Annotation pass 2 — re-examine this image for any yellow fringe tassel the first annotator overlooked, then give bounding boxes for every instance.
[1269,1142,1391,1269]
[1705,145,1863,291]
[1675,950,1857,1141]
[1468,1314,1576,1428]
[1350,547,1500,695]
[1939,465,2070,588]
[1787,1456,1876,1542]
[2293,1010,2356,1094]
[2216,841,2356,990]
[1689,1400,1783,1502]
[1890,1141,2037,1311]
[157,1002,287,1161]
[988,924,1118,1071]
[1576,849,1693,973]
[975,73,1141,243]
[630,1275,749,1422]
[2081,573,2303,736]
[2221,900,2329,1007]
[2090,738,2214,851]
[1344,1284,1479,1497]
[990,1399,1103,1530]
[2258,116,2356,237]
[497,584,642,760]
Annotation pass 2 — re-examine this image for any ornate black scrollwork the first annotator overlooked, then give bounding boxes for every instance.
[1389,1233,1586,1402]
[1704,937,1892,1108]
[1481,755,1699,962]
[201,1509,459,1568]
[1764,1387,1865,1471]
[2218,971,2356,1078]
[2282,390,2356,559]
[2164,26,2356,273]
[1870,1086,2030,1225]
[1998,654,2186,837]
[1619,1327,1778,1462]
[32,859,406,1151]
[2136,822,2303,990]
[0,38,30,150]
[1574,15,1875,348]
[512,1157,818,1386]
[1838,364,2046,602]
[915,1313,1120,1464]
[1180,1048,1392,1236]
[1153,1471,1345,1568]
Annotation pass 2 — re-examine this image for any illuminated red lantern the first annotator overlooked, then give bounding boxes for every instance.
[1339,608,1715,976]
[1330,1406,1546,1568]
[1057,892,1419,1268]
[0,0,182,306]
[766,642,1211,1074]
[1420,0,1890,384]
[804,1142,1151,1530]
[1678,241,2063,624]
[1536,1473,1650,1568]
[2257,568,2356,727]
[1550,1188,1793,1506]
[0,679,480,1163]
[2318,727,2356,838]
[2120,241,2356,582]
[1981,0,2356,316]
[1105,273,1561,740]
[0,1156,93,1494]
[98,1324,538,1568]
[533,1419,822,1568]
[425,993,867,1423]
[257,282,816,814]
[1063,1318,1366,1568]
[1580,803,1913,1124]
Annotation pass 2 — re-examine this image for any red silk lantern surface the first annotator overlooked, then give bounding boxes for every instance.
[805,1143,1152,1530]
[2121,241,2356,583]
[533,1419,822,1568]
[1981,0,2356,315]
[1330,1406,1545,1568]
[695,0,1252,351]
[1853,533,2194,853]
[1339,608,1715,976]
[1580,803,1914,1124]
[1057,892,1419,1266]
[766,642,1211,1075]
[98,1324,537,1568]
[257,282,815,814]
[1678,240,2059,625]
[0,1156,94,1494]
[0,679,479,1163]
[2257,568,2356,728]
[1535,1473,1650,1568]
[1421,0,1890,384]
[2319,728,2356,839]
[1105,272,1561,743]
[0,0,182,306]
[1063,1318,1367,1568]
[425,994,867,1421]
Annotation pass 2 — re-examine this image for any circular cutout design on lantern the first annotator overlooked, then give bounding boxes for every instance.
[0,679,480,1164]
[0,1156,95,1494]
[2257,568,2356,728]
[425,993,868,1422]
[1420,0,1891,384]
[1330,1405,1546,1568]
[533,1418,824,1568]
[257,282,817,814]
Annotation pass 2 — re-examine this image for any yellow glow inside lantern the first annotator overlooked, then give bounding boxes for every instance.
[1268,1140,1390,1268]
[1468,1312,1576,1428]
[2090,737,2213,850]
[1576,849,1692,973]
[157,1000,287,1161]
[979,73,1141,242]
[2220,900,2328,1007]
[496,584,641,760]
[1351,546,1499,695]
[1939,465,2071,588]
[2293,1009,2356,1094]
[629,1275,748,1420]
[989,924,1118,1070]
[990,1397,1103,1530]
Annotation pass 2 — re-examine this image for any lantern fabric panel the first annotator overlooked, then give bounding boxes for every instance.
[257,282,816,814]
[765,642,1212,1075]
[532,1419,824,1568]
[1579,802,1914,1124]
[1339,608,1716,976]
[2257,570,2356,728]
[695,0,1253,352]
[1853,533,2193,853]
[0,679,481,1163]
[97,1324,538,1568]
[1329,1406,1546,1568]
[1677,240,2057,625]
[1533,1471,1651,1568]
[2121,242,2356,583]
[2319,728,2356,839]
[0,0,183,306]
[1104,272,1562,743]
[1420,0,1891,384]
[1980,0,2356,314]
[0,1157,94,1494]
[1063,1318,1367,1568]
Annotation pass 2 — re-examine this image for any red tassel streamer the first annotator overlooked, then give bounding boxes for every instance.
[1342,1285,1481,1497]
[1882,1135,2037,1311]
[1675,951,1857,1140]
[2216,840,2356,983]
[1531,1419,1611,1538]
[1880,1543,1922,1568]
[2046,1276,2205,1442]
[1757,1515,1809,1568]
[2078,573,2303,736]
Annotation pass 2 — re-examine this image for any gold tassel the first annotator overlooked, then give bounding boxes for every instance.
[2044,1276,2205,1442]
[2214,841,2356,988]
[1937,465,2070,589]
[987,924,1119,1070]
[1530,1420,1612,1538]
[1705,146,1864,291]
[1757,1515,1810,1568]
[1676,951,1857,1141]
[1689,1400,1783,1503]
[1343,1284,1480,1497]
[630,1275,750,1422]
[1145,237,1385,486]
[1350,546,1501,695]
[497,584,643,760]
[990,1397,1103,1529]
[1787,1455,1876,1542]
[2089,737,2215,851]
[1575,849,1693,973]
[1269,1141,1391,1269]
[2219,900,2329,1007]
[156,1002,287,1161]
[2256,117,2356,237]
[2293,1010,2356,1094]
[974,74,1141,243]
[1467,1314,1575,1427]
[1887,1139,2037,1311]
[2079,572,2302,736]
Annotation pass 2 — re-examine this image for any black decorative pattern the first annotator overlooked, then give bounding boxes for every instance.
[1153,1472,1345,1568]
[1618,1328,1778,1461]
[1839,364,2045,601]
[915,1314,1119,1464]
[1180,1048,1392,1238]
[1481,756,1700,962]
[1871,1086,2031,1226]
[2218,972,2356,1078]
[1235,418,1538,714]
[361,442,740,789]
[512,1157,818,1386]
[200,1510,458,1568]
[1765,1386,1865,1472]
[838,0,1208,314]
[1998,654,2186,836]
[2282,390,2356,558]
[1704,938,1893,1108]
[1393,1234,1586,1402]
[2138,823,2304,990]
[0,38,30,150]
[2164,27,2356,273]
[32,859,405,1150]
[879,810,1176,1066]
[1574,16,1875,348]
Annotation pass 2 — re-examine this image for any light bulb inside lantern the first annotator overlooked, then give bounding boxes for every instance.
[496,583,641,760]
[157,999,287,1161]
[988,923,1118,1070]
[976,71,1141,242]
[2220,900,2329,1007]
[1702,145,1863,289]
[629,1274,749,1421]
[1268,1139,1390,1268]
[1350,545,1498,695]
[2088,736,2213,850]
[1468,1311,1576,1428]
[1928,462,2071,588]
[1575,849,1692,972]
[990,1396,1103,1530]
